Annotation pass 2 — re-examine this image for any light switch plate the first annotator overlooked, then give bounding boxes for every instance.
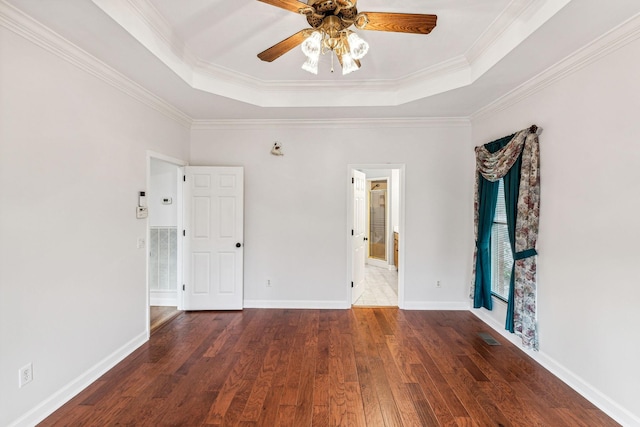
[136,206,148,219]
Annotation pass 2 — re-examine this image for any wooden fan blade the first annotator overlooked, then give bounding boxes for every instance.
[357,12,437,35]
[257,0,310,13]
[258,30,310,62]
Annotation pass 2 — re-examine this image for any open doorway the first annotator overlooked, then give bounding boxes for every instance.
[348,165,403,307]
[147,153,185,334]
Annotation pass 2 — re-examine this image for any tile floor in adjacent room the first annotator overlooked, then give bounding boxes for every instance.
[353,264,398,306]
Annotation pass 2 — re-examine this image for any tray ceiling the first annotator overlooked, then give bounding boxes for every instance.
[4,0,640,119]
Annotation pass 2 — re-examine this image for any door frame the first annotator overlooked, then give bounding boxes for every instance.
[145,151,187,338]
[347,164,406,308]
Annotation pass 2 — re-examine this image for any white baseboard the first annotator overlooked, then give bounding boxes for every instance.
[402,301,471,310]
[470,309,640,427]
[243,300,350,309]
[9,331,148,427]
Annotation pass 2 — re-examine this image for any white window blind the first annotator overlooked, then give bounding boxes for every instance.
[491,179,513,301]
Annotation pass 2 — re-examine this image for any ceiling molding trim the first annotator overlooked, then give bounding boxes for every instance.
[193,58,475,108]
[0,1,192,128]
[126,0,199,69]
[472,12,640,120]
[465,0,538,65]
[191,117,471,131]
[394,56,469,89]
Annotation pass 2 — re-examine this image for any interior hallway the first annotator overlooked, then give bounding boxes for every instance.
[353,264,398,306]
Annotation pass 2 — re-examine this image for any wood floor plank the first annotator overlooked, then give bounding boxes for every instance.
[406,334,470,419]
[313,327,330,407]
[329,327,348,426]
[351,315,386,426]
[312,404,330,427]
[206,313,276,424]
[239,342,282,422]
[375,341,424,426]
[280,332,308,406]
[345,381,367,427]
[293,329,319,426]
[410,363,458,427]
[38,309,621,427]
[406,382,440,426]
[352,309,404,426]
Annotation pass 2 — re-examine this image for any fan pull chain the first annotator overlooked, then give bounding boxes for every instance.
[331,53,335,73]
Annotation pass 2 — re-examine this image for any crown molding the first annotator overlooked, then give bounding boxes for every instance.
[191,117,471,131]
[466,0,538,65]
[472,12,640,120]
[127,0,199,69]
[0,1,192,128]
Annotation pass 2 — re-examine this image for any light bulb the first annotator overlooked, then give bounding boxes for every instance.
[347,32,369,60]
[341,53,358,75]
[302,56,319,74]
[301,31,322,59]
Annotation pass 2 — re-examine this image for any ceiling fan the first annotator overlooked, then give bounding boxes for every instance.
[257,0,437,75]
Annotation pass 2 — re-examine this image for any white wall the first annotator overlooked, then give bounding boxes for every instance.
[149,158,178,227]
[190,123,474,309]
[471,35,640,425]
[0,26,189,426]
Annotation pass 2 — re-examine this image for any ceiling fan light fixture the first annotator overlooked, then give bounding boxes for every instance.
[302,55,319,74]
[341,53,359,75]
[301,31,322,58]
[258,1,438,77]
[347,32,369,60]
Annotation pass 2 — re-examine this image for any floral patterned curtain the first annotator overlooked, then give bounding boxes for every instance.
[471,128,540,350]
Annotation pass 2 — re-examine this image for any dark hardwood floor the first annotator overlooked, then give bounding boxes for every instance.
[39,309,619,426]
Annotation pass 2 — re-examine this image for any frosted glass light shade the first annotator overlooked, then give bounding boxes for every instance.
[301,31,322,59]
[341,53,358,75]
[347,33,369,60]
[302,56,319,74]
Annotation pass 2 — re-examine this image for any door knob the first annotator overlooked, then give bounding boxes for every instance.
[236,242,242,248]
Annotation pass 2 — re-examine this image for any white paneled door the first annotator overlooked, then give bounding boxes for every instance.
[352,170,366,304]
[183,166,244,310]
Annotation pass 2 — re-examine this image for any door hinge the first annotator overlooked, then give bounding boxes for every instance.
[182,284,185,291]
[183,175,186,182]
[352,177,354,184]
[351,229,354,236]
[183,230,186,237]
[351,281,354,288]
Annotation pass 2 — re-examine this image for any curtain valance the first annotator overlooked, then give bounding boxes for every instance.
[475,130,528,182]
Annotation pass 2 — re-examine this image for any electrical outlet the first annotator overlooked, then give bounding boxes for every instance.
[436,280,441,288]
[19,363,33,388]
[267,279,272,287]
[137,237,145,249]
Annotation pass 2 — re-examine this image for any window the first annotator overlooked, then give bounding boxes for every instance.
[491,179,513,301]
